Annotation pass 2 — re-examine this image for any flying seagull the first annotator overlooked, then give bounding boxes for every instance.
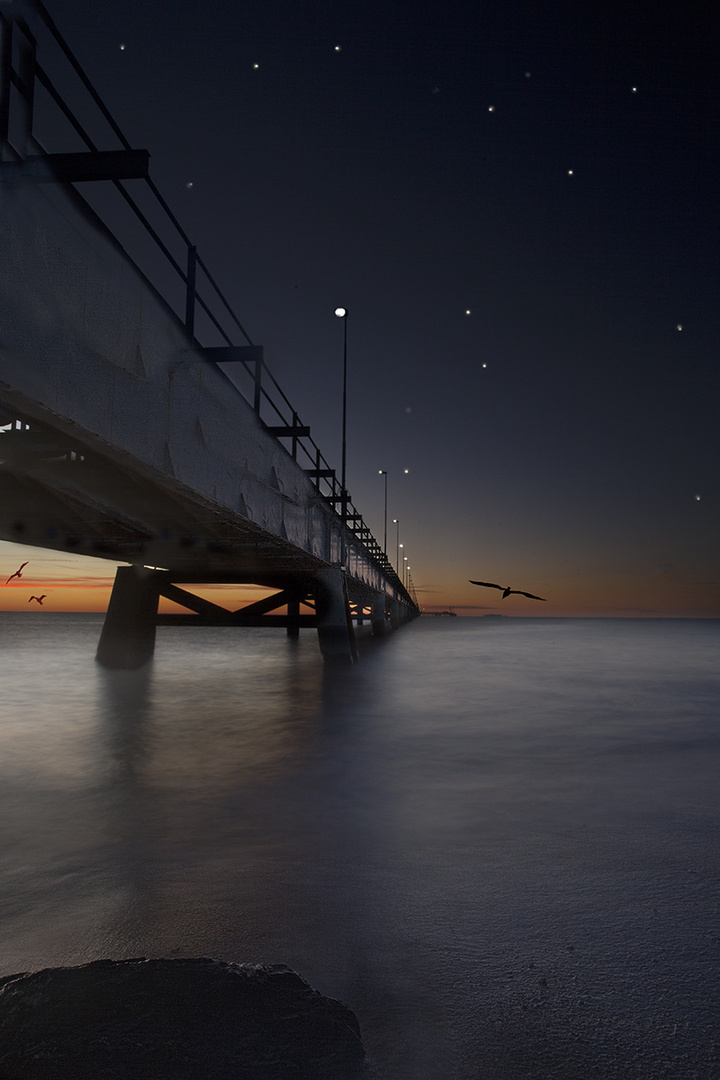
[469,580,547,601]
[28,594,47,605]
[5,561,28,584]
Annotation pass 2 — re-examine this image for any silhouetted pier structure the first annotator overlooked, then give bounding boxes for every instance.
[0,1,419,666]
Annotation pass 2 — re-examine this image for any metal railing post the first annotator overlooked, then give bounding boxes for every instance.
[291,410,299,460]
[185,244,197,337]
[0,15,11,149]
[253,352,262,414]
[15,20,36,154]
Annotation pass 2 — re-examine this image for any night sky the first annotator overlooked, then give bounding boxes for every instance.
[3,0,719,615]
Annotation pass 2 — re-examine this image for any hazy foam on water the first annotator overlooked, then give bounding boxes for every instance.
[1,614,719,1078]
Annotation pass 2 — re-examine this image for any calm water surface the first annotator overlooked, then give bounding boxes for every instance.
[1,614,719,1078]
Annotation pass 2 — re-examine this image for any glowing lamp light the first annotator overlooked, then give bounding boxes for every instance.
[335,307,347,318]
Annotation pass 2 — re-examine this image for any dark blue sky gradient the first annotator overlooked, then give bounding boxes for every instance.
[25,0,720,614]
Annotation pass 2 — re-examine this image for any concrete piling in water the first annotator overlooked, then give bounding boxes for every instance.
[314,568,357,663]
[96,566,160,669]
[371,594,388,636]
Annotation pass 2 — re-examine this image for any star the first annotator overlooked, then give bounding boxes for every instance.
[568,169,574,175]
[465,309,471,315]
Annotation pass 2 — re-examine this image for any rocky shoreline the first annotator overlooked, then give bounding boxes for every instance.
[0,957,367,1079]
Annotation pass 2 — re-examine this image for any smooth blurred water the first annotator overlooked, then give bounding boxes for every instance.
[1,614,719,1078]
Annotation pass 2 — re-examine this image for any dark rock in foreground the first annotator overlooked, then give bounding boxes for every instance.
[0,957,366,1079]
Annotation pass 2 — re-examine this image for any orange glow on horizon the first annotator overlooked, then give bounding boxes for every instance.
[1,544,718,619]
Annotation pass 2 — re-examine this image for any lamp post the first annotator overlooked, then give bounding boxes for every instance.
[378,470,388,555]
[393,519,400,574]
[334,307,348,528]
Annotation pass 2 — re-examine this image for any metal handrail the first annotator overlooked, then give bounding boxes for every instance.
[1,1,413,597]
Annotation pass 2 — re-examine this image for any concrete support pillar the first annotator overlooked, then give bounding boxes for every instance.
[388,598,400,629]
[371,594,388,636]
[314,568,357,663]
[96,566,160,669]
[286,596,300,638]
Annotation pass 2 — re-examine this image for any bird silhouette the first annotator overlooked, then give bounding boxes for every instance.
[28,594,47,605]
[5,561,28,584]
[469,580,547,601]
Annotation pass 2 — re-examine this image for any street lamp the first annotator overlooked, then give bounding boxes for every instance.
[334,307,348,526]
[393,519,400,574]
[378,470,388,555]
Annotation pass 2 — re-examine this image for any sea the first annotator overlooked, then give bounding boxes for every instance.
[1,612,719,1079]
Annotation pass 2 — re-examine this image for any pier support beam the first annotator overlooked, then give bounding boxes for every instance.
[286,596,300,638]
[389,599,402,630]
[314,568,357,663]
[371,595,388,636]
[96,566,160,669]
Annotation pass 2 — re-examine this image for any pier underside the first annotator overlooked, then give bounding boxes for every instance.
[94,565,403,668]
[1,406,415,668]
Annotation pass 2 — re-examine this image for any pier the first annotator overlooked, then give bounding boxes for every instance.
[0,2,419,666]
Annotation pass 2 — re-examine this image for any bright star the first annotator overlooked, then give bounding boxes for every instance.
[465,309,471,316]
[568,169,574,175]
